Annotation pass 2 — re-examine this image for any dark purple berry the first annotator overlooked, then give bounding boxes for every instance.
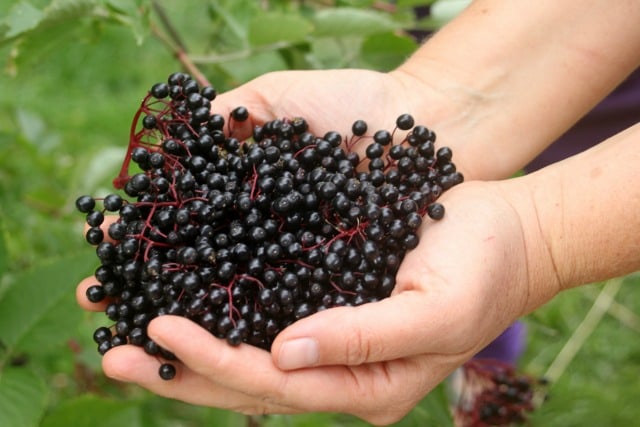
[427,202,445,220]
[395,113,415,130]
[75,195,95,213]
[351,119,368,136]
[231,106,249,122]
[159,363,176,380]
[86,285,106,303]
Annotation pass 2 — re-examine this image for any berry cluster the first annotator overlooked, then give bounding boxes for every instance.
[453,359,546,426]
[76,72,463,380]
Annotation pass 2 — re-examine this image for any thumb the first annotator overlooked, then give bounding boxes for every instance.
[210,77,280,140]
[270,290,460,370]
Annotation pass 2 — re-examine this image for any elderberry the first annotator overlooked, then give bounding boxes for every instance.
[76,72,463,381]
[159,363,176,380]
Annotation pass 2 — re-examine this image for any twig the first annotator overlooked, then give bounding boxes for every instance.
[607,299,640,333]
[152,1,187,51]
[149,3,211,88]
[583,281,640,333]
[543,278,623,384]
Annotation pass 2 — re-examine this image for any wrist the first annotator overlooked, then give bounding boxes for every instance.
[495,176,563,314]
[388,66,492,181]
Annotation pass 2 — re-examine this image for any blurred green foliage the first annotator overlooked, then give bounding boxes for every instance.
[0,1,638,426]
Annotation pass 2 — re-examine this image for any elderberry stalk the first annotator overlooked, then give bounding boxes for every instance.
[76,71,463,379]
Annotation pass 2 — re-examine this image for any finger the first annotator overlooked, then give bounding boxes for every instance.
[211,81,278,140]
[82,214,120,244]
[146,315,431,423]
[76,276,109,311]
[270,291,471,370]
[101,344,296,415]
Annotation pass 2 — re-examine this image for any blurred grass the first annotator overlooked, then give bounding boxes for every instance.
[0,1,639,426]
[523,277,640,426]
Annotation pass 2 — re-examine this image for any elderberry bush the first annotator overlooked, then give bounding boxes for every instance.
[76,71,463,379]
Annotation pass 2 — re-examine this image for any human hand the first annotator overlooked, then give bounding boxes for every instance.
[211,69,424,140]
[207,68,490,180]
[76,180,559,425]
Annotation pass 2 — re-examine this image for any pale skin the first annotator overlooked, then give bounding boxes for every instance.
[76,0,640,425]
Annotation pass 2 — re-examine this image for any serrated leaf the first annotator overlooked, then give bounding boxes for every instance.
[360,32,417,71]
[247,12,312,46]
[40,394,142,427]
[0,368,48,427]
[1,1,44,39]
[0,252,96,361]
[312,7,399,38]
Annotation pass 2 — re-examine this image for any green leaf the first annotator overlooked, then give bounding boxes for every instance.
[139,398,249,427]
[0,251,96,362]
[413,382,454,426]
[312,7,400,38]
[1,1,44,39]
[105,0,150,45]
[431,0,470,22]
[40,394,142,427]
[42,0,98,24]
[336,0,376,7]
[2,0,149,69]
[0,215,8,277]
[0,368,48,427]
[247,12,312,46]
[2,0,98,69]
[396,0,439,7]
[218,50,288,85]
[360,32,418,71]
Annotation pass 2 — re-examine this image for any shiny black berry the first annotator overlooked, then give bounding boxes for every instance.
[159,363,176,380]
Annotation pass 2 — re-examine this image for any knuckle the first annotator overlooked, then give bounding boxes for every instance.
[344,327,372,365]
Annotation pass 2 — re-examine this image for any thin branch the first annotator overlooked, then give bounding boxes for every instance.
[152,1,187,51]
[543,278,623,384]
[148,3,211,88]
[607,299,640,333]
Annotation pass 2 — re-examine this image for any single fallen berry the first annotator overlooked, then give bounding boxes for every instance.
[76,71,464,379]
[159,363,176,380]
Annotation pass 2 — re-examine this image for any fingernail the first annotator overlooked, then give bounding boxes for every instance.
[278,338,319,370]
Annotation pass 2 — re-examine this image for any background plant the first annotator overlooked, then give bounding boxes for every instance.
[0,1,638,426]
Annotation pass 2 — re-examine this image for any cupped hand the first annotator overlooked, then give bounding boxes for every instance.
[211,69,419,141]
[76,181,554,425]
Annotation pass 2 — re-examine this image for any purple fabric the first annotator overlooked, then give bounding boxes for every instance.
[474,321,527,365]
[525,67,640,172]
